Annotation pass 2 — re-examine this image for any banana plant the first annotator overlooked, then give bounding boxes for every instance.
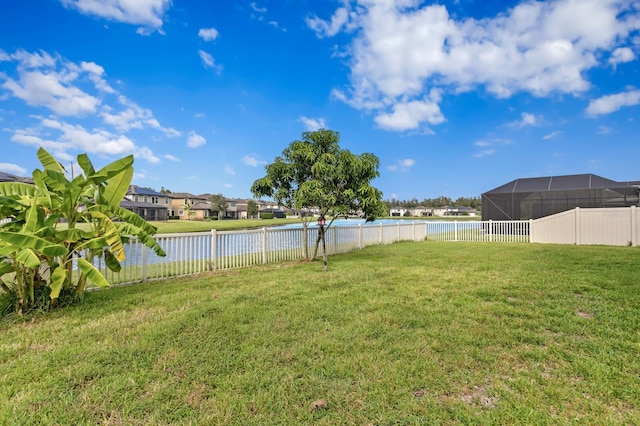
[0,148,165,313]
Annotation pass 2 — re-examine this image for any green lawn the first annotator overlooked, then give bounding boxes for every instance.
[1,242,639,424]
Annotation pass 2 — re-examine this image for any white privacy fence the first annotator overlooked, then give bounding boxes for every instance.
[93,220,530,288]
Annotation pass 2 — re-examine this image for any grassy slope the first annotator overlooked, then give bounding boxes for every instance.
[1,242,639,425]
[143,218,302,234]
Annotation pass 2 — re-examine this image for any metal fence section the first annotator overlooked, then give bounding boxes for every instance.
[93,220,529,287]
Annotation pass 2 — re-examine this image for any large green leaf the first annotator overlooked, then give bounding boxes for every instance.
[48,266,67,300]
[106,205,159,237]
[104,250,122,273]
[88,155,134,185]
[114,222,166,257]
[77,258,110,288]
[88,210,126,261]
[37,147,65,173]
[77,153,96,177]
[0,182,37,198]
[0,261,14,276]
[0,232,68,257]
[101,167,133,208]
[15,248,40,268]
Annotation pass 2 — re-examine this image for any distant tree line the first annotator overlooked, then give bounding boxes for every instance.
[383,196,481,210]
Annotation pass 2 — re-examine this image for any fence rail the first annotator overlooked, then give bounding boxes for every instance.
[91,220,529,288]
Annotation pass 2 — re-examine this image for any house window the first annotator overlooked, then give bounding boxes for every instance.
[164,198,169,205]
[134,195,139,202]
[178,210,184,216]
[184,199,189,205]
[143,196,148,203]
[152,196,158,204]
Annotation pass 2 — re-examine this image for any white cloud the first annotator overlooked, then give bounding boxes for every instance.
[163,154,180,162]
[586,90,640,116]
[10,117,159,163]
[374,97,444,131]
[387,158,415,172]
[224,165,235,176]
[250,2,267,13]
[187,131,206,148]
[242,155,266,167]
[311,0,639,131]
[399,159,415,168]
[543,130,563,140]
[198,27,219,42]
[198,50,215,68]
[609,47,635,67]
[1,50,100,117]
[198,50,222,74]
[60,0,171,32]
[598,125,613,134]
[299,116,326,131]
[306,7,351,38]
[101,96,181,137]
[0,163,27,175]
[508,112,540,128]
[472,137,511,158]
[473,149,496,159]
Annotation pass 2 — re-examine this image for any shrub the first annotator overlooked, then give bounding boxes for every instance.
[260,212,274,219]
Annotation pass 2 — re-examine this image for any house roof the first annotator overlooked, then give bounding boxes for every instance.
[167,192,207,200]
[484,174,633,194]
[120,199,168,209]
[0,171,33,183]
[127,185,165,196]
[190,201,212,210]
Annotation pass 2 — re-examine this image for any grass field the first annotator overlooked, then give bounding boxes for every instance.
[145,218,302,234]
[1,241,639,424]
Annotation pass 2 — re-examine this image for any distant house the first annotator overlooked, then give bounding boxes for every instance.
[409,206,433,217]
[122,186,169,221]
[389,206,407,217]
[167,193,210,220]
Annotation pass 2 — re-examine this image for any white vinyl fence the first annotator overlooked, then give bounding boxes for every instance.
[530,206,640,246]
[93,220,530,288]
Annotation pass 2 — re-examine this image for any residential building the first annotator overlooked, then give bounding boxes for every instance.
[122,186,169,221]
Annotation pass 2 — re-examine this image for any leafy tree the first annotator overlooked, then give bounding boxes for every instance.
[0,148,165,314]
[251,129,385,269]
[247,200,259,218]
[183,203,196,220]
[209,194,228,220]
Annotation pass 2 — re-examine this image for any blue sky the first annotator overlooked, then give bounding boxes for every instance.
[1,0,639,201]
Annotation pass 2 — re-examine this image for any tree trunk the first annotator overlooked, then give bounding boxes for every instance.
[302,222,309,259]
[321,225,328,270]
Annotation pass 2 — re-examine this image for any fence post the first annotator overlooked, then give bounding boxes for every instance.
[141,238,148,281]
[358,224,362,249]
[575,207,581,245]
[528,219,533,243]
[631,206,637,247]
[489,220,493,242]
[262,227,267,264]
[397,222,400,242]
[379,223,383,244]
[211,229,217,271]
[333,226,338,254]
[454,221,458,242]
